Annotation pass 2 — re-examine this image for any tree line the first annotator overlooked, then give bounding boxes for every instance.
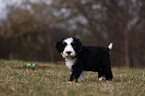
[0,0,145,68]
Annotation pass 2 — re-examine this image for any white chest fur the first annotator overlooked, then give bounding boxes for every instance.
[65,58,76,71]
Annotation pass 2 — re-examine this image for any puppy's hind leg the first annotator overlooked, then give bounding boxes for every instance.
[98,71,104,81]
[78,72,85,82]
[103,56,113,81]
[105,69,113,81]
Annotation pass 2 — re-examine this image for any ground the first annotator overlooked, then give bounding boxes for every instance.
[0,59,144,96]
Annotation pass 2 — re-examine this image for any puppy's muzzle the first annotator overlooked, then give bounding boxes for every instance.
[66,51,72,55]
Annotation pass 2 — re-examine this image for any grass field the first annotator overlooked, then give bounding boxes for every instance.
[0,59,144,96]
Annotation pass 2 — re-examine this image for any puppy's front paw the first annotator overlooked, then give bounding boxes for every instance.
[98,76,103,81]
[67,81,74,83]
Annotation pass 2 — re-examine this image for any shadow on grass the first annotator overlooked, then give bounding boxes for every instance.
[85,77,122,83]
[13,66,51,70]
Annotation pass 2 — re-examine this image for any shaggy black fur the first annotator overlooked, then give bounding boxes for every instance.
[56,37,113,82]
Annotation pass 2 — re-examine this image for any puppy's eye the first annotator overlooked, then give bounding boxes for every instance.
[71,42,75,46]
[63,42,67,46]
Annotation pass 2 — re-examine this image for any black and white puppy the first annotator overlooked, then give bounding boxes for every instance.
[56,37,113,82]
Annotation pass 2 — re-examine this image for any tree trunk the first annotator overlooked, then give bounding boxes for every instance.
[124,29,130,67]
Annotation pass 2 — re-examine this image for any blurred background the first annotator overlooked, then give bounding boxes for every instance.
[0,0,145,68]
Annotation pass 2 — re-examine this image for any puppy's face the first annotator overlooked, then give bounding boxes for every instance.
[56,37,82,58]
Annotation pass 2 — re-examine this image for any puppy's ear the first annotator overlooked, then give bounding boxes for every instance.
[55,40,63,53]
[75,38,82,47]
[73,37,82,51]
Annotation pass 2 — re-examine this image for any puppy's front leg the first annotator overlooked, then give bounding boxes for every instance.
[69,72,75,82]
[74,71,83,82]
[69,65,83,82]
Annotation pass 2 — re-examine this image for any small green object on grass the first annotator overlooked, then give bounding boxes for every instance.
[26,64,31,66]
[26,63,37,67]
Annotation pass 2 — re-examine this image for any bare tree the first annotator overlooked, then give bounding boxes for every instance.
[0,0,145,67]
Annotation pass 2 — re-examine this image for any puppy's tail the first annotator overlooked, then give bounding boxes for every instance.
[107,43,113,51]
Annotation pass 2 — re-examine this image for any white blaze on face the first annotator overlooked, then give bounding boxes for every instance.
[61,38,76,58]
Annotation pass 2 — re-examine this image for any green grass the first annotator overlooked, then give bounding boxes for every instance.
[0,59,144,96]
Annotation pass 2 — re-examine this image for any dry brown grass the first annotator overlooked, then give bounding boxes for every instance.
[0,60,144,96]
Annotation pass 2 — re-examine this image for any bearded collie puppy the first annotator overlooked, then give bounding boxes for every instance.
[56,37,113,82]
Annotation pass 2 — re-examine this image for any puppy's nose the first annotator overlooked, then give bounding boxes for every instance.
[66,51,72,55]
